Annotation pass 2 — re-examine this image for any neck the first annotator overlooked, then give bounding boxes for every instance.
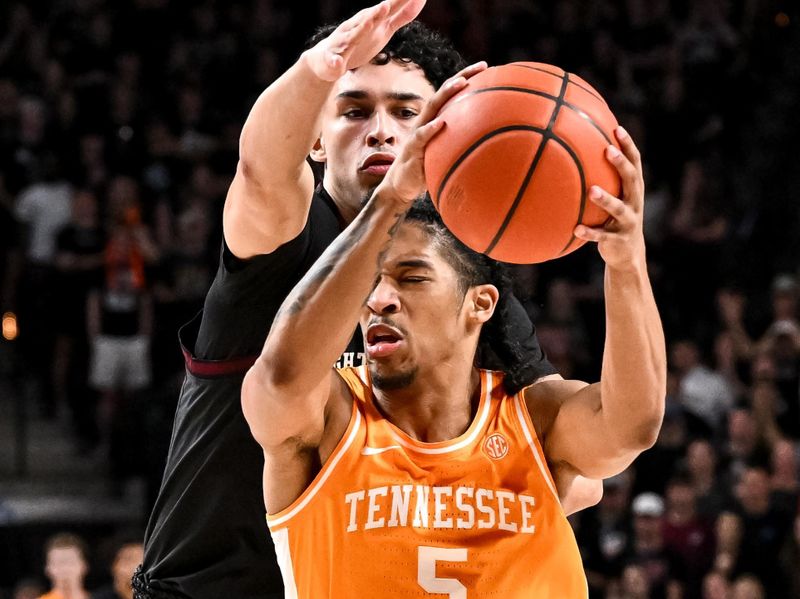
[55,582,87,599]
[374,364,481,443]
[322,181,361,225]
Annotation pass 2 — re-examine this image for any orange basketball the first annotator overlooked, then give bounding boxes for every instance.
[424,62,621,264]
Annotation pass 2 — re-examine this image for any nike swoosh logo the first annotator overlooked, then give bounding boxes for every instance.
[361,445,402,456]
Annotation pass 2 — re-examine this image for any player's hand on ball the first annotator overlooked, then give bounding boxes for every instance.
[378,61,488,204]
[304,0,426,81]
[573,127,646,272]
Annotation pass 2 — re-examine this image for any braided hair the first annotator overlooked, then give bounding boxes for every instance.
[404,198,554,395]
[306,21,467,91]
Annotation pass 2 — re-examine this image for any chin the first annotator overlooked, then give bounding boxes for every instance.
[370,365,418,391]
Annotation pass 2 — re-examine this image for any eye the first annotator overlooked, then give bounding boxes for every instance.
[343,108,367,119]
[396,107,419,119]
[402,276,428,284]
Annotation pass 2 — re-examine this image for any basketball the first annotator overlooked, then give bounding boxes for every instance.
[424,62,622,264]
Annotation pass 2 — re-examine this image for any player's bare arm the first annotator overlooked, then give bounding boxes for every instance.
[529,127,667,480]
[242,71,471,513]
[525,374,603,513]
[224,0,427,259]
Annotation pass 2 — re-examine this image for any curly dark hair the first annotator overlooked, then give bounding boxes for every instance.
[404,197,552,395]
[306,21,466,90]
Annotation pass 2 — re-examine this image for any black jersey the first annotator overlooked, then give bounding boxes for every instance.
[138,188,362,599]
[136,187,555,599]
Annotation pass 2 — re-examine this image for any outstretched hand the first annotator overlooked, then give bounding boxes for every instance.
[573,128,647,272]
[305,0,427,82]
[378,61,488,204]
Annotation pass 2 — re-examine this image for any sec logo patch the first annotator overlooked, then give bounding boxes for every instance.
[483,433,509,460]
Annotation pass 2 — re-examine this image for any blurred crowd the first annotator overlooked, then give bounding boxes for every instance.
[0,0,798,598]
[11,532,142,599]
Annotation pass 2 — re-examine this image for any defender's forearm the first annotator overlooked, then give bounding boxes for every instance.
[239,52,334,185]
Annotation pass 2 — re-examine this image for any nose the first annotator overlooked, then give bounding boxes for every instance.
[367,277,400,314]
[366,109,396,147]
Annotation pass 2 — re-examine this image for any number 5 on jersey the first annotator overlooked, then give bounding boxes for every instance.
[417,546,468,598]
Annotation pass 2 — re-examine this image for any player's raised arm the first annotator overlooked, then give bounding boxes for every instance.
[224,0,427,259]
[241,69,471,450]
[531,127,667,480]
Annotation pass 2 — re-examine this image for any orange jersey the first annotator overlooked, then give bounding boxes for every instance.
[266,366,587,598]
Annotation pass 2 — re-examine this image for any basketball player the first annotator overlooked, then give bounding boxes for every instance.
[135,2,599,597]
[241,70,665,597]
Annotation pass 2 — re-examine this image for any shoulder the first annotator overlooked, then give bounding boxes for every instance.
[522,378,591,442]
[222,189,339,271]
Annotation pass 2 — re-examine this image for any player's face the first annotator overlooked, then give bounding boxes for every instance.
[315,61,435,214]
[360,223,475,391]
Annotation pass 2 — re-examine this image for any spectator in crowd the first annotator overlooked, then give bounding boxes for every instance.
[701,570,730,599]
[670,338,735,437]
[662,474,715,598]
[756,280,800,437]
[769,438,799,514]
[717,465,793,598]
[632,386,688,496]
[713,294,752,400]
[766,274,799,329]
[87,199,156,486]
[92,537,144,599]
[608,563,653,599]
[684,439,727,518]
[720,406,772,484]
[12,153,73,419]
[38,533,90,599]
[580,472,635,597]
[730,575,765,599]
[667,151,732,337]
[624,492,684,599]
[53,188,106,453]
[535,277,593,380]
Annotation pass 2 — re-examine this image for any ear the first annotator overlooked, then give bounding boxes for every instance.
[468,284,499,325]
[309,136,326,163]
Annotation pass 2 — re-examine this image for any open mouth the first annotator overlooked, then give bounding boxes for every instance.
[366,323,404,358]
[360,153,395,176]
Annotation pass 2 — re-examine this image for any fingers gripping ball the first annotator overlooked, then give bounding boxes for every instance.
[424,62,621,264]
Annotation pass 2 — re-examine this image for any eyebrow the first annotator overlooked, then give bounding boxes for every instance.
[396,259,433,270]
[335,90,425,102]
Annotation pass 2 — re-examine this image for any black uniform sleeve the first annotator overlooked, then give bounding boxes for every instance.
[193,192,343,361]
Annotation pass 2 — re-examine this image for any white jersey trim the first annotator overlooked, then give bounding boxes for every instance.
[268,407,362,528]
[271,527,298,599]
[356,363,369,384]
[513,393,560,502]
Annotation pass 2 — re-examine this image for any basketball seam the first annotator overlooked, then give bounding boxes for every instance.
[483,72,571,256]
[435,124,589,261]
[511,63,606,103]
[453,86,613,145]
[434,124,543,209]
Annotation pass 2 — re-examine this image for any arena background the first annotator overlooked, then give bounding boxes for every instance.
[0,1,798,597]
